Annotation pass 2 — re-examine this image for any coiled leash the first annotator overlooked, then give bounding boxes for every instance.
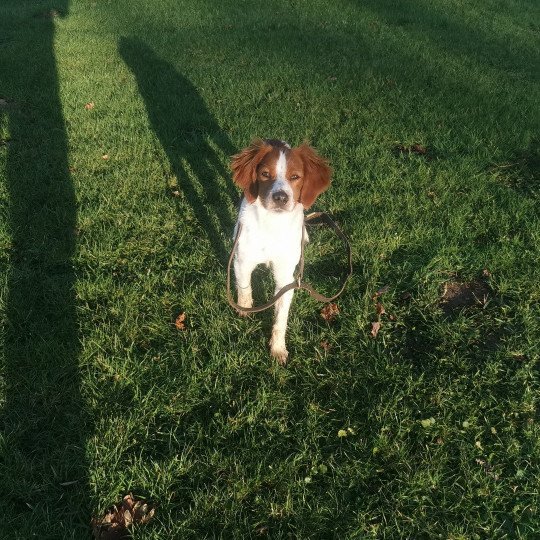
[226,212,352,313]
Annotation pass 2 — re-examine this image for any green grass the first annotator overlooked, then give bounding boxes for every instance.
[1,0,539,538]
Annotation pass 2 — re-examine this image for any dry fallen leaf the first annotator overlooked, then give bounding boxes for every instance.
[91,494,155,540]
[91,493,155,540]
[371,321,381,338]
[372,285,390,300]
[320,340,331,352]
[394,144,428,156]
[320,303,339,322]
[375,302,386,316]
[85,101,95,110]
[411,144,427,155]
[175,312,186,330]
[102,154,110,160]
[131,500,155,525]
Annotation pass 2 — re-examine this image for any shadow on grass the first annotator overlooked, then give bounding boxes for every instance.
[0,1,90,537]
[352,0,538,83]
[101,5,538,537]
[119,37,238,264]
[490,137,540,199]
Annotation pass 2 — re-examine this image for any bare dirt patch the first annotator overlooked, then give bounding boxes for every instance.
[440,279,491,314]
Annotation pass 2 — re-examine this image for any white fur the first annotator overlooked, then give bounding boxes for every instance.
[262,151,295,212]
[233,196,305,363]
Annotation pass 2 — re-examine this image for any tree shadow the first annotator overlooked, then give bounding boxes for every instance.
[119,37,238,264]
[0,1,90,536]
[351,0,538,83]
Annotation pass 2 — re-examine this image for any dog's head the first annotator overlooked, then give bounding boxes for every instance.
[231,139,331,211]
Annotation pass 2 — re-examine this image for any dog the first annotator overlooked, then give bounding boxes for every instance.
[230,138,331,363]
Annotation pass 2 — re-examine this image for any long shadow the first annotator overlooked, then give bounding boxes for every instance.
[350,0,538,83]
[0,2,89,537]
[119,37,238,264]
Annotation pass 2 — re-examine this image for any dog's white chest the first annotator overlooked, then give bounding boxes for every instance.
[235,199,304,267]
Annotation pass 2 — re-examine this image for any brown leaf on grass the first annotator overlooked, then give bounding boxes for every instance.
[375,302,386,316]
[130,499,155,525]
[91,494,155,540]
[175,312,186,330]
[394,143,428,156]
[320,303,339,322]
[370,321,381,338]
[320,340,332,352]
[410,144,427,155]
[372,285,389,301]
[85,101,95,110]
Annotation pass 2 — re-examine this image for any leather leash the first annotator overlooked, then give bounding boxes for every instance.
[226,212,352,314]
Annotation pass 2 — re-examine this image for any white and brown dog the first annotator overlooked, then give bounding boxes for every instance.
[230,139,331,363]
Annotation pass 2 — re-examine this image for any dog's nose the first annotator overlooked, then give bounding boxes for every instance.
[272,190,289,205]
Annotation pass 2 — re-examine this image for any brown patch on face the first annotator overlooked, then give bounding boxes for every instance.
[231,140,331,209]
[255,146,307,210]
[255,147,281,207]
[285,149,306,203]
[230,139,272,203]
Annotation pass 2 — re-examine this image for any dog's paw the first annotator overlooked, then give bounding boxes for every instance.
[271,346,289,365]
[270,328,288,364]
[270,333,288,364]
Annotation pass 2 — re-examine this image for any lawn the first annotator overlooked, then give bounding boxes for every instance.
[0,0,539,538]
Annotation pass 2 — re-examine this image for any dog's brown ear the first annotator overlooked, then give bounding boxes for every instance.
[297,143,332,208]
[230,139,272,203]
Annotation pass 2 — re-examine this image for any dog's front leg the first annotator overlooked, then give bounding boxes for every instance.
[269,263,296,364]
[234,255,257,316]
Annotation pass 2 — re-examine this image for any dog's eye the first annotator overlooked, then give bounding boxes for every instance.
[290,175,300,181]
[261,171,270,178]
